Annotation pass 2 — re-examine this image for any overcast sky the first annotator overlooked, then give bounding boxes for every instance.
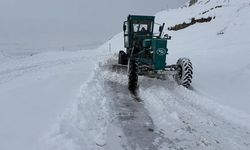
[0,0,187,51]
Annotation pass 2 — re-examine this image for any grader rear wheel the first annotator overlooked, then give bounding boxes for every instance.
[118,50,128,65]
[175,57,193,88]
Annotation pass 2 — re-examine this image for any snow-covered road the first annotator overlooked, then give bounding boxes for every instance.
[42,58,250,150]
[100,60,250,150]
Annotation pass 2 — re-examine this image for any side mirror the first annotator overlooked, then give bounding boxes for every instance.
[164,34,172,40]
[123,25,126,32]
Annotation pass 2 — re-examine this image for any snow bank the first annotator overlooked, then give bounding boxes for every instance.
[38,66,110,150]
[0,49,109,150]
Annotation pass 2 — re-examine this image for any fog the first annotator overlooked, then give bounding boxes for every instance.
[0,0,187,51]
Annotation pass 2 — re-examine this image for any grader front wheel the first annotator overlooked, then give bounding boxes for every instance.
[128,58,138,93]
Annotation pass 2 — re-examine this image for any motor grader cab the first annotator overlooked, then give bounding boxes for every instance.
[118,15,193,93]
[123,15,154,51]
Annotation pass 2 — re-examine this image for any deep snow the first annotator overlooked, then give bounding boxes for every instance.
[1,0,250,149]
[0,50,110,150]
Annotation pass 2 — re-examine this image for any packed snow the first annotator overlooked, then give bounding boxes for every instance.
[1,0,250,149]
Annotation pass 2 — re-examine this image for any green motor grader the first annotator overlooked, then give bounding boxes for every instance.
[118,15,193,92]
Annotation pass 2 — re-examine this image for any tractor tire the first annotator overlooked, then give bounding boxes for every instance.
[128,58,138,93]
[175,57,193,88]
[118,50,128,65]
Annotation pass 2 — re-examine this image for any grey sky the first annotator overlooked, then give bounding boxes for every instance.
[0,0,187,51]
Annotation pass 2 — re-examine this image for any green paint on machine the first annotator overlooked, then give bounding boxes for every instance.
[152,39,168,70]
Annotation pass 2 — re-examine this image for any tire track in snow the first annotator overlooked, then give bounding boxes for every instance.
[105,80,159,149]
[101,61,161,149]
[101,61,182,150]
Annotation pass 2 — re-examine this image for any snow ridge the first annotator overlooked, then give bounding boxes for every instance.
[39,66,110,150]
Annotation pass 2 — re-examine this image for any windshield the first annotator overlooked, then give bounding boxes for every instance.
[133,24,148,32]
[132,20,153,33]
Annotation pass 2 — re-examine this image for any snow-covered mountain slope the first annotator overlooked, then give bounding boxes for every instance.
[1,0,250,150]
[160,0,250,115]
